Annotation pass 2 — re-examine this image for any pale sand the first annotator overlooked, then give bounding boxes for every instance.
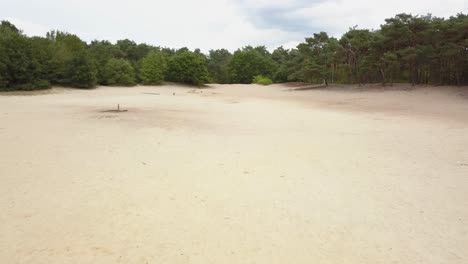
[1,84,467,263]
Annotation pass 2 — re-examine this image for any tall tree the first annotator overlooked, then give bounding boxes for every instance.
[1,13,467,91]
[228,46,276,84]
[271,46,290,83]
[66,49,98,88]
[167,51,209,85]
[103,58,136,86]
[138,51,167,85]
[0,21,43,90]
[207,49,232,84]
[89,40,122,84]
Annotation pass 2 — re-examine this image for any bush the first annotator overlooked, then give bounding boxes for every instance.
[0,80,50,91]
[34,80,51,90]
[138,51,167,85]
[167,51,209,86]
[103,58,136,86]
[207,49,232,84]
[252,75,273,85]
[0,63,8,89]
[66,54,97,88]
[0,21,42,90]
[229,47,277,84]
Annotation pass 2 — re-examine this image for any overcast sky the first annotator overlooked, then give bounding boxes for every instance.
[1,0,466,52]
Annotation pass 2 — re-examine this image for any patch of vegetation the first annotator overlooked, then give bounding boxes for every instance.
[228,46,276,84]
[102,58,136,86]
[138,51,167,85]
[252,75,273,85]
[166,51,209,86]
[1,13,468,91]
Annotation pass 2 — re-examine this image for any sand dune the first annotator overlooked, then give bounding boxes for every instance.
[1,84,467,263]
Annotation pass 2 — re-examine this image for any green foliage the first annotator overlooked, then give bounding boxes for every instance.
[29,37,55,83]
[271,46,291,82]
[167,51,209,85]
[0,21,31,87]
[89,40,122,84]
[117,39,155,64]
[34,80,51,90]
[207,49,232,84]
[0,21,46,90]
[298,32,341,85]
[0,61,7,88]
[284,13,468,86]
[379,52,399,85]
[13,80,51,91]
[66,50,98,88]
[1,13,468,91]
[46,31,98,88]
[103,58,136,86]
[138,51,167,85]
[252,75,273,85]
[228,46,276,84]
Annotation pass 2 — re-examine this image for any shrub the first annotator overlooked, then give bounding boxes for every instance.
[65,50,98,89]
[166,51,209,86]
[229,47,276,84]
[34,80,51,90]
[138,51,167,85]
[207,49,232,84]
[103,58,136,86]
[0,80,50,91]
[252,75,273,85]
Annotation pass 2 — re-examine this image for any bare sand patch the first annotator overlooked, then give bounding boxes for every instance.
[1,84,467,263]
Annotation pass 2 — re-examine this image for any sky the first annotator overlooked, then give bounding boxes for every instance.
[1,0,466,52]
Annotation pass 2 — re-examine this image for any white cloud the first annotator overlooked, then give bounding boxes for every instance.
[3,17,50,37]
[288,0,467,37]
[0,0,302,51]
[238,0,311,9]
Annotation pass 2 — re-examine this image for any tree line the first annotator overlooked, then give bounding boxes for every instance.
[0,13,467,91]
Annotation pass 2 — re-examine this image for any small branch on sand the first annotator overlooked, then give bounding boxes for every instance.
[101,104,128,113]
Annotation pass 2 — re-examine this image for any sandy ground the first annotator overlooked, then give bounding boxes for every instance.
[1,83,467,263]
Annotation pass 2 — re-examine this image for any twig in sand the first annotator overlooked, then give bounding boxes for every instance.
[100,104,128,113]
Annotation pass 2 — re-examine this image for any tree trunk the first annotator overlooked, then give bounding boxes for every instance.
[390,71,394,87]
[380,68,386,86]
[331,64,335,84]
[409,63,415,86]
